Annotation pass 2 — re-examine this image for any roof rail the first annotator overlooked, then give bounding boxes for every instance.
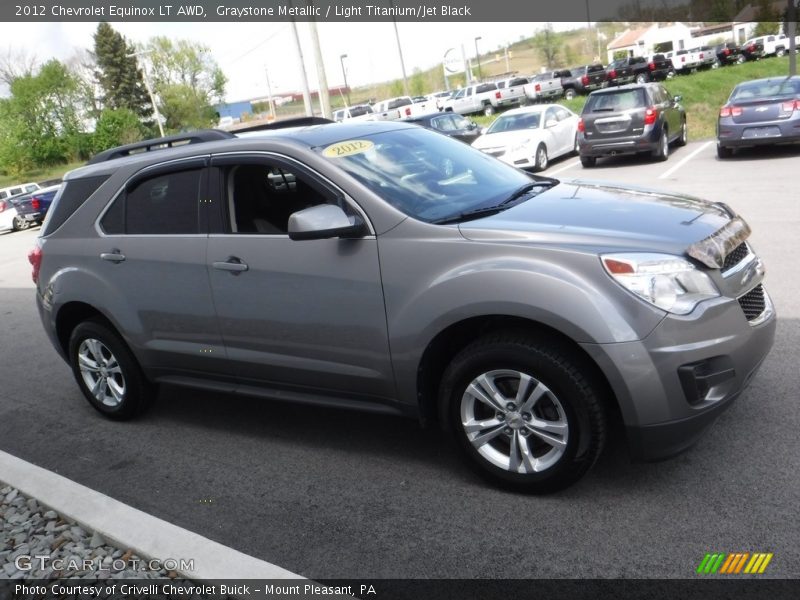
[233,116,334,133]
[87,129,235,165]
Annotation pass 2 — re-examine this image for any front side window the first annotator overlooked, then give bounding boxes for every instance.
[101,168,202,235]
[219,162,337,235]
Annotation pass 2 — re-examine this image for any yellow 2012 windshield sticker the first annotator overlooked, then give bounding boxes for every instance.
[322,139,374,158]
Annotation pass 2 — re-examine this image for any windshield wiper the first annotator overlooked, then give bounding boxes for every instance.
[432,179,558,225]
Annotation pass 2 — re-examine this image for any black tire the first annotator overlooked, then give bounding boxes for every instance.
[534,143,548,171]
[653,129,669,162]
[68,319,154,420]
[12,216,30,231]
[635,72,649,84]
[483,103,495,117]
[440,333,607,493]
[573,134,580,156]
[580,155,596,168]
[776,48,785,57]
[676,118,688,147]
[717,143,734,159]
[736,54,746,64]
[564,88,576,100]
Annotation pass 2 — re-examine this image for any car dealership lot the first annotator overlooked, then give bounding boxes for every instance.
[0,141,798,578]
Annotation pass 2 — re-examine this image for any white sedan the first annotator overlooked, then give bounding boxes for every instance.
[471,104,580,171]
[0,198,19,234]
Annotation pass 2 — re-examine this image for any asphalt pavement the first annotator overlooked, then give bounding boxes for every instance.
[0,140,798,579]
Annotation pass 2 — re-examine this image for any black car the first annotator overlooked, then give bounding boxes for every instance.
[577,82,687,166]
[406,112,480,143]
[605,56,670,86]
[717,76,800,158]
[562,64,607,99]
[714,42,744,66]
[740,40,765,61]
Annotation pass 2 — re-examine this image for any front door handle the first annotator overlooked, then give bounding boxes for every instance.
[213,257,249,273]
[100,251,126,263]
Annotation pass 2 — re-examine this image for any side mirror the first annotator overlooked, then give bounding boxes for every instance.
[673,95,682,103]
[288,204,366,241]
[480,127,488,135]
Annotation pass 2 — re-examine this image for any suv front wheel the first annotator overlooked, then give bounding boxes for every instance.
[440,334,607,493]
[69,319,154,420]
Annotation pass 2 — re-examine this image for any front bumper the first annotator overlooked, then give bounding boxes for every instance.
[581,289,776,461]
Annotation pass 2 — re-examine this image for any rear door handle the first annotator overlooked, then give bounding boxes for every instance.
[213,257,248,273]
[100,251,125,263]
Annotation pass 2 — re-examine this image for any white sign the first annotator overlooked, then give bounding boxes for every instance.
[443,48,465,74]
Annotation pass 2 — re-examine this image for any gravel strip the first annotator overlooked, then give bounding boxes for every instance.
[0,483,188,581]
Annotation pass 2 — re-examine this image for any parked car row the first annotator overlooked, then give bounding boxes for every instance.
[0,184,60,234]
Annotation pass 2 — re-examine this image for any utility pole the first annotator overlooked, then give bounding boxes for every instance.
[389,0,409,96]
[264,68,276,120]
[788,0,797,76]
[308,16,331,118]
[474,36,483,80]
[340,54,351,106]
[290,19,313,116]
[126,50,165,137]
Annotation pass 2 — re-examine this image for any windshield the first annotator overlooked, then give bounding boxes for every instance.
[486,112,542,134]
[316,128,537,223]
[731,78,800,101]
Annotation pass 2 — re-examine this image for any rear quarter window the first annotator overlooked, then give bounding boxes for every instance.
[41,175,110,236]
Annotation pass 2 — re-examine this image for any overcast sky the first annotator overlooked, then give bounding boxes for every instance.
[1,21,581,101]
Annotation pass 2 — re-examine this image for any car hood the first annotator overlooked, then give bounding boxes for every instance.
[472,129,542,150]
[458,179,735,254]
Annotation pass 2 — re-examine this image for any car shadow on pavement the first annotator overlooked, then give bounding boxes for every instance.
[581,146,690,170]
[716,143,800,161]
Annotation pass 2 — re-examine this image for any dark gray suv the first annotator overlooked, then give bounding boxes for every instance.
[31,121,775,492]
[578,82,687,167]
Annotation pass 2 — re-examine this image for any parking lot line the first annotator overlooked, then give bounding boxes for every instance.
[547,159,581,176]
[658,141,713,179]
[0,449,303,580]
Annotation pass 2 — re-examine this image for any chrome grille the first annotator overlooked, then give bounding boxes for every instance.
[737,284,766,321]
[723,242,749,271]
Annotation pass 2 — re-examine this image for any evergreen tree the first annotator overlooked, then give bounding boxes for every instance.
[92,22,153,123]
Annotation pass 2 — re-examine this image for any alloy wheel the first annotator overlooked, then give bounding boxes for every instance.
[460,369,569,474]
[78,338,126,407]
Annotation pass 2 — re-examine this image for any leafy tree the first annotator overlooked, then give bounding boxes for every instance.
[533,24,559,69]
[142,36,226,132]
[0,60,84,174]
[92,23,153,122]
[409,68,426,96]
[92,108,144,153]
[753,0,781,36]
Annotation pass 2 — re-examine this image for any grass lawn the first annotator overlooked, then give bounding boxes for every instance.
[0,161,84,189]
[473,57,796,141]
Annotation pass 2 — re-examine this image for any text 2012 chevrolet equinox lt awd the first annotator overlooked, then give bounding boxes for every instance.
[31,121,775,492]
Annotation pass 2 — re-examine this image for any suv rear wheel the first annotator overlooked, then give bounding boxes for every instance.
[580,155,596,168]
[653,130,669,161]
[440,334,607,493]
[69,319,153,420]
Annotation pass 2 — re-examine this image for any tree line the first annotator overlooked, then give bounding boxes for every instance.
[0,23,226,177]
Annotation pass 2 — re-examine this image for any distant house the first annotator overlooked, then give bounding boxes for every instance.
[215,101,254,124]
[731,1,789,43]
[606,23,696,62]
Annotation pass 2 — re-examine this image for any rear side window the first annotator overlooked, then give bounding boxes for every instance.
[101,169,203,235]
[476,83,497,94]
[42,175,109,236]
[587,64,605,73]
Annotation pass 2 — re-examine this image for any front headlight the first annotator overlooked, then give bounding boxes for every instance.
[601,253,719,315]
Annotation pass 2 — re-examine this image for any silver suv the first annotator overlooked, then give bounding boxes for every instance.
[31,121,775,492]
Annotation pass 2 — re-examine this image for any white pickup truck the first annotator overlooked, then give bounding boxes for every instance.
[372,96,439,121]
[442,82,506,116]
[495,76,530,108]
[745,34,799,57]
[523,70,567,102]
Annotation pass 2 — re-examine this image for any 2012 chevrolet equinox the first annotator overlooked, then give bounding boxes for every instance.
[31,120,776,492]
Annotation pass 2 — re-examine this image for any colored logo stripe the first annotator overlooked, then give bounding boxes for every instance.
[697,552,773,574]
